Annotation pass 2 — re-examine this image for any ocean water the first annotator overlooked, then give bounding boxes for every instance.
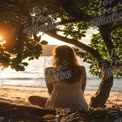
[0,56,122,92]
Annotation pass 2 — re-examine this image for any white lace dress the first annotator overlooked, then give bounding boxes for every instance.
[45,80,88,111]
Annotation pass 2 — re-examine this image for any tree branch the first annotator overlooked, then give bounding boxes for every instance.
[45,31,102,61]
[59,0,93,21]
[99,25,114,56]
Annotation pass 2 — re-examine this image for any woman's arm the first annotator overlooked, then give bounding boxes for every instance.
[80,66,87,92]
[44,68,53,95]
[46,83,53,95]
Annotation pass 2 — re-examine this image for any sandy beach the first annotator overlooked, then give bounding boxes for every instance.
[0,86,121,108]
[0,86,121,122]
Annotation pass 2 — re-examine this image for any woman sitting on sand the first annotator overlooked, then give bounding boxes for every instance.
[28,45,88,111]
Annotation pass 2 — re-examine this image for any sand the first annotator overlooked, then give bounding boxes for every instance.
[0,86,121,122]
[0,86,121,108]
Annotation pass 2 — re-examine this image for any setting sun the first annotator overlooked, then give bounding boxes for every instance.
[0,36,3,40]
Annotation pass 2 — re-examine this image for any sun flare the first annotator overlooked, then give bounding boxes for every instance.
[0,36,3,40]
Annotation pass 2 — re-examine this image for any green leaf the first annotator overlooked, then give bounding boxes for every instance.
[41,40,48,45]
[21,62,28,66]
[28,57,34,61]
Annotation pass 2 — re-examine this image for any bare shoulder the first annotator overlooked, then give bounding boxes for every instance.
[80,65,85,69]
[79,66,86,75]
[45,67,53,70]
[80,66,86,71]
[44,67,55,74]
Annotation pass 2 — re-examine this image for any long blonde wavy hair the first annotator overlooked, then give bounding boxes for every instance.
[52,45,82,83]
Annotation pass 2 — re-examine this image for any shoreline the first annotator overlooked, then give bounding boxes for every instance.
[1,83,122,92]
[0,86,121,109]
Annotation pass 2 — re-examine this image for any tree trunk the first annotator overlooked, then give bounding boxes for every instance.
[90,67,113,108]
[90,25,115,108]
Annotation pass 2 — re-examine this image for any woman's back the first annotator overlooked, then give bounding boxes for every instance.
[45,67,88,111]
